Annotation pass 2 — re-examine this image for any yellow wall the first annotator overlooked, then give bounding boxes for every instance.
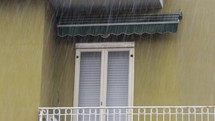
[51,39,75,106]
[135,35,179,105]
[0,0,46,121]
[135,0,215,106]
[40,2,57,107]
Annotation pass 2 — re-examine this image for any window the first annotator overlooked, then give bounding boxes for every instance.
[73,42,134,108]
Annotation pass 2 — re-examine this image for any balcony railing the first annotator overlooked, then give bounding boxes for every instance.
[39,106,215,121]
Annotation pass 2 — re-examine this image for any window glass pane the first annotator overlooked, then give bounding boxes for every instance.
[79,52,101,107]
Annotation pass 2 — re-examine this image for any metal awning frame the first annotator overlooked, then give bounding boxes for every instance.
[58,21,179,28]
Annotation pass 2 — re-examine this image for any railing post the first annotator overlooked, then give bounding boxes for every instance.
[39,109,43,121]
[39,115,42,121]
[39,113,42,121]
[137,108,140,121]
[95,108,97,121]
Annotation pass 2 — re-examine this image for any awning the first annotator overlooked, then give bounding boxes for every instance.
[57,13,182,37]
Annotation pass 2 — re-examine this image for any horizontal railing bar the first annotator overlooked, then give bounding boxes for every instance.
[39,106,215,110]
[41,113,215,115]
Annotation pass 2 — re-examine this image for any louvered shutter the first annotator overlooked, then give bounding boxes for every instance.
[78,52,101,107]
[106,51,129,106]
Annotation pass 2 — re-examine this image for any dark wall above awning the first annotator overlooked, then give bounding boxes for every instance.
[50,0,163,9]
[57,13,182,38]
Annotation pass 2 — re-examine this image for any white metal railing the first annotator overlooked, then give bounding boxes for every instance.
[39,106,215,121]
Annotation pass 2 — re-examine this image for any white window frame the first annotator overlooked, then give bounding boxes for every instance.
[73,42,135,107]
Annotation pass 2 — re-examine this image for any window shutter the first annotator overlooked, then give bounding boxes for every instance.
[78,52,101,107]
[106,51,129,106]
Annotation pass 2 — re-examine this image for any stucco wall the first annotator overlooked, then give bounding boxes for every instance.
[0,0,45,121]
[40,2,57,107]
[135,0,215,106]
[135,35,179,105]
[51,39,75,106]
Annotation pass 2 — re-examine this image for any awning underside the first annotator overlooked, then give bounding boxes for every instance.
[57,13,182,37]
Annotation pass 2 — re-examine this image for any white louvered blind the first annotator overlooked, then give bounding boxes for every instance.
[78,52,101,107]
[106,51,129,106]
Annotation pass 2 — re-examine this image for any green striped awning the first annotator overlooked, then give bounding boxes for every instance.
[57,13,182,37]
